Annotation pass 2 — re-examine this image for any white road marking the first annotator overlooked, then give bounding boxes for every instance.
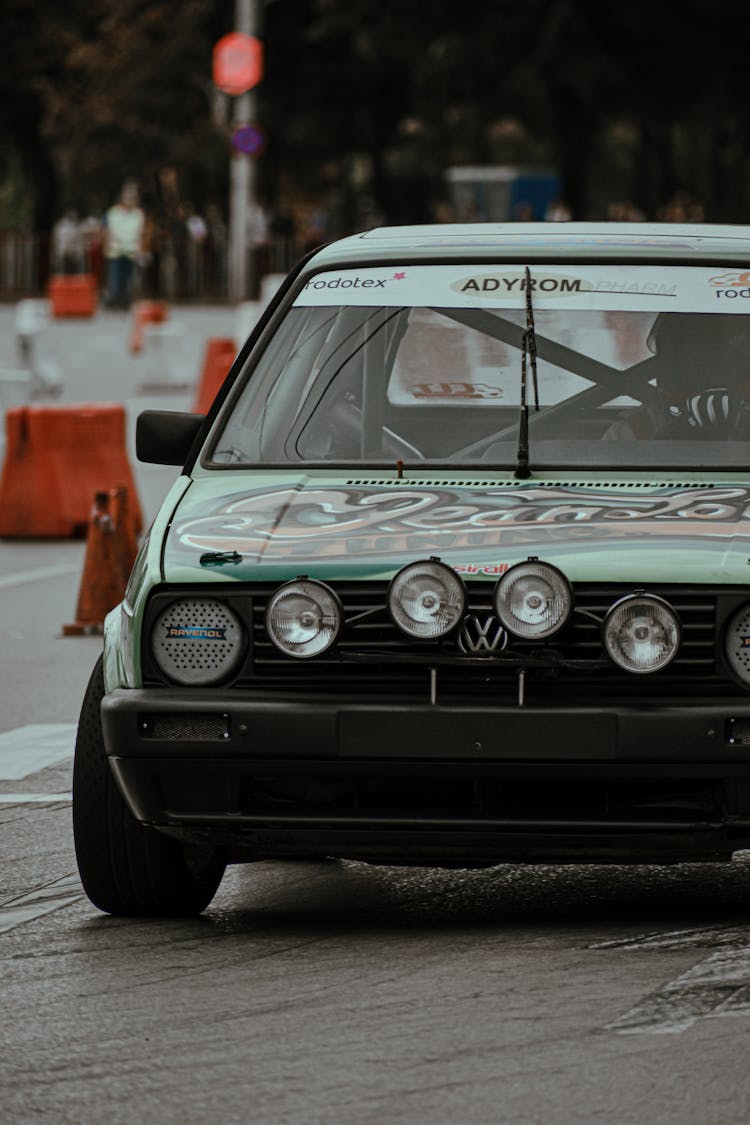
[0,873,82,935]
[0,793,71,803]
[0,563,80,589]
[605,944,750,1034]
[0,724,76,780]
[592,925,747,952]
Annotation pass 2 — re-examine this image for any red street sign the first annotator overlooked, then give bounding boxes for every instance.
[213,33,263,96]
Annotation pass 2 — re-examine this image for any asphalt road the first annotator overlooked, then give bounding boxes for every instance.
[2,303,750,1124]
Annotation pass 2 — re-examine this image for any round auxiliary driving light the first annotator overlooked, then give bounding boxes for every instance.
[494,560,572,639]
[388,559,466,640]
[723,602,750,686]
[603,594,680,674]
[265,579,342,659]
[151,597,245,685]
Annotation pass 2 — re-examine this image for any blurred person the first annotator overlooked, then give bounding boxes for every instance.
[184,203,208,295]
[607,200,646,221]
[432,201,457,223]
[185,203,207,244]
[513,200,536,221]
[51,210,85,274]
[249,202,271,295]
[103,182,145,309]
[79,213,104,285]
[605,313,750,440]
[301,207,328,253]
[544,198,572,221]
[659,191,705,222]
[140,210,167,299]
[205,204,228,293]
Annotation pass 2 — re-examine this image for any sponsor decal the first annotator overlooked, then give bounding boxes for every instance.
[709,270,750,300]
[303,271,406,291]
[172,485,750,565]
[294,265,747,313]
[453,563,510,575]
[165,625,227,640]
[452,273,585,296]
[592,281,677,296]
[412,382,503,400]
[450,273,677,299]
[709,271,750,287]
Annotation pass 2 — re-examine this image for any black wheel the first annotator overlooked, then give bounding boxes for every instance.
[72,656,226,916]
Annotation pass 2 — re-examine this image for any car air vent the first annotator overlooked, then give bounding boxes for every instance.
[346,479,511,487]
[346,479,715,490]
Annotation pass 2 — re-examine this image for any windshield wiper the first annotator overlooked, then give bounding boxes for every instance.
[514,265,540,479]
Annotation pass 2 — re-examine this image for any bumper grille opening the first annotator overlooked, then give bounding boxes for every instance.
[728,718,750,745]
[141,713,229,741]
[232,774,728,826]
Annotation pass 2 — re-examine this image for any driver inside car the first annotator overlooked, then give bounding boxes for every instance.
[605,312,750,440]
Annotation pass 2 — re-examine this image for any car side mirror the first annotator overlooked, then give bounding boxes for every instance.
[136,410,205,465]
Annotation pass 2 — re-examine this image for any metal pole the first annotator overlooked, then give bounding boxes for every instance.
[228,0,258,303]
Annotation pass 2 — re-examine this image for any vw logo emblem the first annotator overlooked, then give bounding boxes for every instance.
[457,614,508,654]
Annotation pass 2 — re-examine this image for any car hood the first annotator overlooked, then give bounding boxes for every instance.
[162,474,750,585]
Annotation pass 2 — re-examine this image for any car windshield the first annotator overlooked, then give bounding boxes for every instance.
[209,263,750,469]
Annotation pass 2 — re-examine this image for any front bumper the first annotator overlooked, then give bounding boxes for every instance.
[100,689,750,863]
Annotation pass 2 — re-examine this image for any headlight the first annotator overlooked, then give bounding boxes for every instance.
[151,597,245,685]
[724,602,750,685]
[266,579,341,658]
[389,559,466,639]
[603,594,680,673]
[494,560,572,639]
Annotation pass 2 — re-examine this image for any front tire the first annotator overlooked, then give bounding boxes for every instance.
[72,657,226,916]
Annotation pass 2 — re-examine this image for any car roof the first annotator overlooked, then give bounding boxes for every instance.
[307,222,750,267]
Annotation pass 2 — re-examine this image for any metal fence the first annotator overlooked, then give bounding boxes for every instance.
[0,231,306,302]
[0,233,50,299]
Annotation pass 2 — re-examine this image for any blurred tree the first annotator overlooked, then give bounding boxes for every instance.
[0,0,71,229]
[42,0,229,213]
[2,0,750,245]
[0,0,229,231]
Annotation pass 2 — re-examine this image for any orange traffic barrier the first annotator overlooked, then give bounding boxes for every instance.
[63,490,135,635]
[48,274,98,318]
[0,404,143,539]
[130,299,169,354]
[192,338,236,414]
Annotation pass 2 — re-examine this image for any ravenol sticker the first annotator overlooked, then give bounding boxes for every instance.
[165,625,228,640]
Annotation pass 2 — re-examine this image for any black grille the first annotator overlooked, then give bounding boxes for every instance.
[141,714,230,740]
[247,582,727,701]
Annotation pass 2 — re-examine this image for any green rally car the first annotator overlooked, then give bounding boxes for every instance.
[72,222,750,915]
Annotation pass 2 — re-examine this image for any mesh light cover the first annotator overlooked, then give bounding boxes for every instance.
[725,602,750,685]
[151,598,244,685]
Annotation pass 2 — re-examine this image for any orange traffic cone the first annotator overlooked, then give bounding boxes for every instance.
[63,492,128,635]
[109,484,139,585]
[193,338,236,414]
[130,300,169,354]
